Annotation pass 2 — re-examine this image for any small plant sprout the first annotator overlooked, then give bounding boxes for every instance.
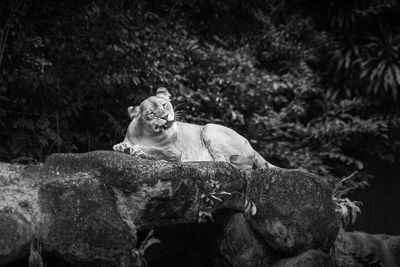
[332,171,363,227]
[29,238,46,267]
[132,230,161,267]
[123,218,160,267]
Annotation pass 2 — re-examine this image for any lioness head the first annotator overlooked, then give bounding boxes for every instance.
[128,87,175,133]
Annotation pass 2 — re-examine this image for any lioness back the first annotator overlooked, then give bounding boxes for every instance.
[173,122,214,162]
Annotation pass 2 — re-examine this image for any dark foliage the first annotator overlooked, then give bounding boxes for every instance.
[0,0,399,182]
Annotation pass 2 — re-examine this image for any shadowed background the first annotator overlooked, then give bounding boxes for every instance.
[0,0,399,234]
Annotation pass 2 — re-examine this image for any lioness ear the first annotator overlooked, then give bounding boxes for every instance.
[156,87,171,101]
[127,106,141,119]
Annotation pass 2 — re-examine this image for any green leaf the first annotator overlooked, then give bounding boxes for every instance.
[210,194,223,202]
[198,211,214,223]
[251,203,257,216]
[393,64,400,85]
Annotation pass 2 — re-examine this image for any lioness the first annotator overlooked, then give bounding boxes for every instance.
[113,87,275,170]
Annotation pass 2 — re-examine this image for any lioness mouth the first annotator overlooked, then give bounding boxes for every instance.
[155,120,174,131]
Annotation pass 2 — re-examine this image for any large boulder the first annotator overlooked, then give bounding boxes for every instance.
[39,174,134,266]
[247,167,340,254]
[334,228,400,267]
[272,249,334,267]
[219,212,275,267]
[44,151,246,230]
[0,160,134,267]
[0,151,246,266]
[0,151,341,266]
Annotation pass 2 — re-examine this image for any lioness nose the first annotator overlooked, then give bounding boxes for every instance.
[161,115,168,121]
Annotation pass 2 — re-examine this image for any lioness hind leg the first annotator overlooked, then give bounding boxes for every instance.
[202,124,264,168]
[202,124,275,170]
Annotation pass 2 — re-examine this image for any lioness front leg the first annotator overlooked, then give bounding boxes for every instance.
[113,142,132,153]
[139,147,181,162]
[114,142,181,162]
[113,142,146,156]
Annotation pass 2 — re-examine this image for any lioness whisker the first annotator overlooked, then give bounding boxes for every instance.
[174,109,186,114]
[174,115,183,121]
[175,110,186,115]
[173,103,186,109]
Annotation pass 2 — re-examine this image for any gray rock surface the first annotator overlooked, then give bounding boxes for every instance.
[0,151,246,266]
[247,167,340,254]
[0,151,342,266]
[219,212,275,267]
[334,228,400,267]
[272,249,334,267]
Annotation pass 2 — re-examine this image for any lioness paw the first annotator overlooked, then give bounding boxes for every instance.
[164,148,181,162]
[128,146,146,157]
[113,142,129,153]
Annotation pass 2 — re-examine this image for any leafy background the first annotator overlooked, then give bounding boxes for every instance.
[1,0,399,231]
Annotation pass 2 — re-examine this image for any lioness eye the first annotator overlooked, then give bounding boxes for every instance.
[162,102,167,108]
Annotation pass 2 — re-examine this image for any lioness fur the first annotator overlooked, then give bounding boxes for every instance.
[113,87,276,170]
